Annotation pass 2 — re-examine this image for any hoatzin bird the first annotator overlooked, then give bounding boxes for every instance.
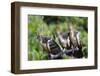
[57,25,83,58]
[57,31,71,49]
[47,39,63,59]
[37,35,63,59]
[68,26,83,58]
[37,35,51,51]
[57,30,74,56]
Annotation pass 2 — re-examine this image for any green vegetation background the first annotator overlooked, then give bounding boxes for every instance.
[28,15,88,60]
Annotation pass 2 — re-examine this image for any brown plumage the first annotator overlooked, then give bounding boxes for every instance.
[68,26,83,58]
[69,26,79,48]
[47,39,63,59]
[37,25,83,59]
[37,35,51,51]
[57,31,71,49]
[37,35,63,59]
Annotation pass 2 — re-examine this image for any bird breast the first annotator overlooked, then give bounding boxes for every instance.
[58,34,67,47]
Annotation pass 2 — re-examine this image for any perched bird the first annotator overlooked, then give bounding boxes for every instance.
[69,26,82,49]
[57,30,71,49]
[68,26,83,58]
[47,39,63,59]
[76,32,82,49]
[68,26,78,48]
[37,25,83,59]
[37,35,51,51]
[37,35,63,59]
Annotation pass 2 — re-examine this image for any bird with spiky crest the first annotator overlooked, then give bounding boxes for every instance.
[37,34,51,51]
[68,25,83,58]
[56,25,71,50]
[37,34,63,59]
[57,32,71,49]
[68,25,82,49]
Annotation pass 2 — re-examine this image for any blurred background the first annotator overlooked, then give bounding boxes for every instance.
[28,15,88,60]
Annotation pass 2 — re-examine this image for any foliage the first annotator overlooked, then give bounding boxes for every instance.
[28,15,88,60]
